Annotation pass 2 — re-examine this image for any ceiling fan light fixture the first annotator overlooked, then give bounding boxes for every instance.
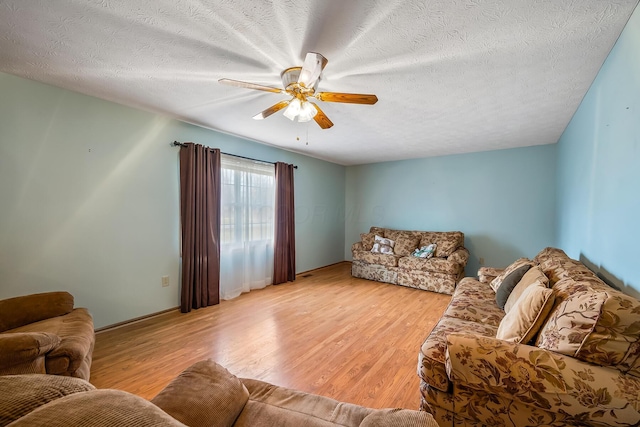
[283,98,301,121]
[297,101,317,122]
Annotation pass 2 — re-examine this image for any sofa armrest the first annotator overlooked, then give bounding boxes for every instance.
[0,292,74,332]
[0,332,60,374]
[445,333,640,424]
[447,247,469,266]
[152,359,249,427]
[352,241,364,252]
[477,267,503,283]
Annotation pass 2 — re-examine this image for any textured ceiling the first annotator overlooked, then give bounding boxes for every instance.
[0,1,637,165]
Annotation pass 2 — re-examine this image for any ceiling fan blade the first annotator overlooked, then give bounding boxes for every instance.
[219,78,284,94]
[315,92,378,105]
[298,52,328,88]
[312,104,334,129]
[252,100,291,120]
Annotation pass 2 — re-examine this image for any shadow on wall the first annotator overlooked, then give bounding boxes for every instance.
[579,254,640,299]
[464,234,524,278]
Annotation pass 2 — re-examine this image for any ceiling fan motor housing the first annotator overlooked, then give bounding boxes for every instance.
[281,67,320,95]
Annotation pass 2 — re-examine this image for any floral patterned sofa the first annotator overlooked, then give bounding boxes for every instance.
[351,227,469,295]
[418,247,640,427]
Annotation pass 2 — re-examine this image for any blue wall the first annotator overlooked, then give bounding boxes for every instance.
[0,72,345,328]
[345,145,558,275]
[556,6,640,296]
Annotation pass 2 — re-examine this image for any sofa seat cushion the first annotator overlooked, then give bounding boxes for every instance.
[11,308,94,377]
[418,317,498,392]
[397,270,457,295]
[453,277,496,300]
[443,278,505,327]
[398,257,462,275]
[352,251,399,268]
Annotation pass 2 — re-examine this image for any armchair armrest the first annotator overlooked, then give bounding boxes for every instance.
[445,333,640,425]
[0,332,60,374]
[477,267,503,283]
[0,292,74,332]
[351,241,364,252]
[447,247,469,266]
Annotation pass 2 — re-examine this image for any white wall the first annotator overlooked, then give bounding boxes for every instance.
[0,72,345,328]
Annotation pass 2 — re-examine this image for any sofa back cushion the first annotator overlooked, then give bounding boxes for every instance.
[360,233,375,251]
[367,228,464,258]
[419,232,463,258]
[537,275,640,377]
[369,227,386,237]
[534,247,595,285]
[388,232,420,256]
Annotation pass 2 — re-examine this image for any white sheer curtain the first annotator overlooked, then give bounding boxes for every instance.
[219,154,275,300]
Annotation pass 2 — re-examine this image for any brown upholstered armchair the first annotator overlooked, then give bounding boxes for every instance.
[0,292,95,380]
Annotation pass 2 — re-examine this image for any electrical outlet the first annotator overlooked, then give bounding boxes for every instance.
[161,276,170,287]
[479,257,485,265]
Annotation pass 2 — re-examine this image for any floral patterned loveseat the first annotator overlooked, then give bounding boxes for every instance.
[351,227,469,295]
[419,247,640,427]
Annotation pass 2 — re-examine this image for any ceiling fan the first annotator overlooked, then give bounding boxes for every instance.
[219,52,378,129]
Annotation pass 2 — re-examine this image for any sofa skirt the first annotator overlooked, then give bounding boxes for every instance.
[351,260,398,284]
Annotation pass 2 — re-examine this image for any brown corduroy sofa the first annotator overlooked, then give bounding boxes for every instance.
[0,359,438,427]
[0,292,94,380]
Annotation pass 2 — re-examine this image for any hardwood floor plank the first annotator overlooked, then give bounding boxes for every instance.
[91,262,450,409]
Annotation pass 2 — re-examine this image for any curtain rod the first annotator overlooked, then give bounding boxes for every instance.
[172,141,298,169]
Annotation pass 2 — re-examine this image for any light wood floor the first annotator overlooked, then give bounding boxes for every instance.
[91,262,450,409]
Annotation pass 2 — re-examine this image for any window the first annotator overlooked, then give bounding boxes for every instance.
[219,155,275,299]
[220,157,275,244]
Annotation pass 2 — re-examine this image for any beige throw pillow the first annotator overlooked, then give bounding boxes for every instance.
[490,258,535,292]
[496,284,555,344]
[504,266,550,314]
